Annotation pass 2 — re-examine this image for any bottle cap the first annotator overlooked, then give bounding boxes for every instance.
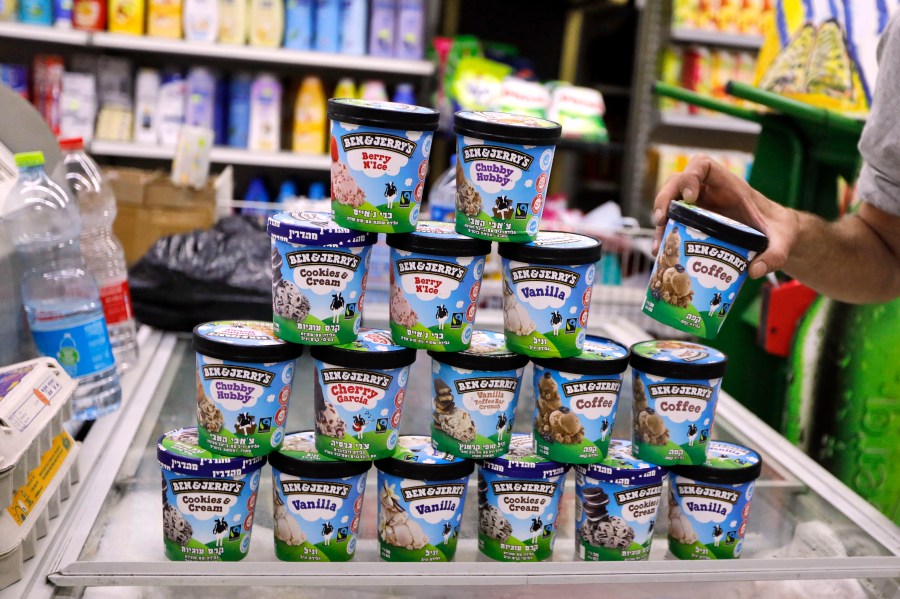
[14,152,45,168]
[59,138,85,151]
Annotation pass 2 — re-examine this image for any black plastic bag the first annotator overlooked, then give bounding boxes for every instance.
[128,215,272,331]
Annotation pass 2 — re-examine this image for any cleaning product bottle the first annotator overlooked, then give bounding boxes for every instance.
[185,66,216,131]
[307,181,325,200]
[248,0,282,47]
[394,0,424,59]
[227,71,252,147]
[108,0,145,34]
[19,0,53,25]
[392,82,415,104]
[283,0,312,50]
[242,175,270,217]
[218,0,246,43]
[213,74,228,145]
[134,68,161,144]
[292,75,326,154]
[276,179,297,203]
[183,0,217,41]
[55,0,73,27]
[248,73,281,151]
[333,77,357,100]
[368,0,396,57]
[147,0,182,37]
[339,0,366,54]
[1,0,18,21]
[157,70,186,146]
[72,0,105,29]
[313,0,339,52]
[360,79,388,101]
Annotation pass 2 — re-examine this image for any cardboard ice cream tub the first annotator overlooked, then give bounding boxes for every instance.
[374,435,474,562]
[428,330,530,459]
[268,431,371,562]
[667,441,762,560]
[327,98,440,233]
[453,111,561,242]
[268,211,377,346]
[629,340,728,467]
[386,220,491,352]
[193,320,303,457]
[157,428,266,561]
[531,335,630,464]
[498,231,603,358]
[477,433,568,562]
[644,201,768,339]
[575,439,667,561]
[311,328,417,461]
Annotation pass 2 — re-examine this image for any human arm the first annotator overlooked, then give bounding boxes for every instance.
[651,155,900,304]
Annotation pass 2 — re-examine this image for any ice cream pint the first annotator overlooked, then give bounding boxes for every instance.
[386,221,491,351]
[498,232,603,358]
[268,211,377,346]
[478,434,568,562]
[629,340,727,467]
[667,441,762,560]
[453,111,561,242]
[428,330,530,459]
[644,201,768,339]
[374,435,474,562]
[157,428,266,561]
[268,431,371,562]
[311,329,417,461]
[532,336,630,464]
[327,98,440,233]
[193,320,304,457]
[575,439,667,561]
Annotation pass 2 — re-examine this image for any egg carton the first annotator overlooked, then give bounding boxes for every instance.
[0,358,80,591]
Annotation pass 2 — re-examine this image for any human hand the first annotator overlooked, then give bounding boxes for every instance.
[652,154,799,279]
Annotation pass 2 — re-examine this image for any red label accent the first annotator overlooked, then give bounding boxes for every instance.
[99,280,133,325]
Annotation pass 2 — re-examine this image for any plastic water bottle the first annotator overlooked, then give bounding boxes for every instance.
[3,151,122,420]
[428,154,457,223]
[60,137,139,372]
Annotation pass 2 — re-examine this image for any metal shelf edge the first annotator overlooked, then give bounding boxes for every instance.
[670,27,764,50]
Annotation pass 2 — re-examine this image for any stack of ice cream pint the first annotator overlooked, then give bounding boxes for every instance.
[157,98,769,564]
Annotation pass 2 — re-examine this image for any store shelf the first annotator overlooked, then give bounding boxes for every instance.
[0,21,89,45]
[556,138,624,153]
[91,32,435,76]
[670,27,764,50]
[658,111,762,134]
[88,140,331,171]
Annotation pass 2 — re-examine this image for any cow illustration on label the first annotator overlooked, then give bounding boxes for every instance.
[384,181,398,210]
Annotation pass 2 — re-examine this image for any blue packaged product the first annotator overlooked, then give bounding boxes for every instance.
[19,0,52,24]
[185,67,216,131]
[429,330,529,459]
[228,73,252,148]
[667,441,762,560]
[311,328,417,461]
[193,320,303,457]
[629,340,728,467]
[284,0,313,50]
[644,201,768,339]
[532,336,630,464]
[478,433,568,562]
[213,74,228,145]
[339,0,367,54]
[157,428,266,561]
[454,111,561,242]
[327,98,439,233]
[269,431,371,561]
[374,435,474,562]
[498,231,603,358]
[386,221,491,351]
[267,211,377,345]
[394,0,423,59]
[55,0,72,26]
[368,0,396,57]
[575,439,667,561]
[314,0,340,52]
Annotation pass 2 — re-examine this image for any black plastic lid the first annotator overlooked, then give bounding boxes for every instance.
[629,340,728,379]
[453,111,561,145]
[668,201,768,252]
[375,435,475,481]
[429,330,529,371]
[192,321,304,362]
[668,441,763,484]
[310,328,417,369]
[531,335,630,375]
[268,431,373,478]
[386,221,492,256]
[327,98,440,131]
[498,231,602,265]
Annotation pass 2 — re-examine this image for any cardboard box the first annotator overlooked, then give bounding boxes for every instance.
[105,167,217,264]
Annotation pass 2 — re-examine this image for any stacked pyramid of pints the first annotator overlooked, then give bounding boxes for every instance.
[157,98,767,565]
